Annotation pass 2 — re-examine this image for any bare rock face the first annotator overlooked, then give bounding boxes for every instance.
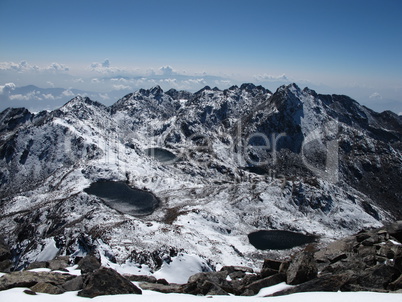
[286,247,318,285]
[78,267,142,298]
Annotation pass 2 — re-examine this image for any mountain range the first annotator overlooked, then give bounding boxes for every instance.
[0,83,401,272]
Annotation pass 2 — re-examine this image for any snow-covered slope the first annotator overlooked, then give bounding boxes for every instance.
[0,83,401,273]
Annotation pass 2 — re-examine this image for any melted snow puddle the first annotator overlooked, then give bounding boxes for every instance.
[248,230,317,250]
[84,181,159,216]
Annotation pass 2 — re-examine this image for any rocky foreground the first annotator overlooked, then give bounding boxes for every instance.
[1,221,402,298]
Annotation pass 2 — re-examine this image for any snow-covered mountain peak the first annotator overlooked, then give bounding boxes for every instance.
[0,83,401,273]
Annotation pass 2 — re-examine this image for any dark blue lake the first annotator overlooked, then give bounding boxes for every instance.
[145,148,178,163]
[84,181,159,216]
[248,230,317,250]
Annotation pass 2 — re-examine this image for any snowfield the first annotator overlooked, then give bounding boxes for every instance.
[1,287,401,302]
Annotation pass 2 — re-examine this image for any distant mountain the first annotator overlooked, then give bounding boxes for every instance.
[0,83,401,272]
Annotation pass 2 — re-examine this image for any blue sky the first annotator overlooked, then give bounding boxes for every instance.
[0,0,401,113]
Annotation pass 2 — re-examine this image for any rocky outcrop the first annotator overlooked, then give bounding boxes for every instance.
[78,267,142,298]
[27,256,70,271]
[77,254,101,274]
[0,222,401,297]
[0,271,74,291]
[270,221,402,296]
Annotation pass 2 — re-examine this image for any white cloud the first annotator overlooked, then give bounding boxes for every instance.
[369,92,382,100]
[102,59,110,68]
[112,84,132,91]
[0,61,38,72]
[62,89,75,97]
[73,78,84,83]
[46,62,69,72]
[10,90,42,101]
[98,93,110,100]
[47,81,55,87]
[159,66,175,76]
[90,59,121,74]
[42,93,56,100]
[253,73,289,82]
[0,61,70,74]
[0,82,16,94]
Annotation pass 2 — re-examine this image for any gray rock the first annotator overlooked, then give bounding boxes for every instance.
[77,255,101,274]
[0,260,11,273]
[62,275,83,291]
[242,273,285,296]
[220,266,254,274]
[139,282,183,293]
[0,271,75,291]
[78,267,142,298]
[188,271,228,284]
[30,282,65,295]
[23,289,37,295]
[262,259,282,271]
[183,271,232,295]
[229,271,246,280]
[48,256,69,271]
[386,221,402,243]
[27,261,48,270]
[124,274,157,283]
[270,272,353,296]
[389,274,402,291]
[202,280,229,295]
[286,249,318,285]
[348,264,401,290]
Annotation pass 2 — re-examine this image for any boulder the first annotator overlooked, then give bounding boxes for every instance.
[270,272,353,296]
[30,282,65,295]
[0,260,11,273]
[139,282,183,293]
[386,221,402,243]
[187,271,229,286]
[286,249,318,285]
[77,254,101,274]
[124,274,157,283]
[389,274,402,291]
[220,266,253,274]
[62,275,83,291]
[78,267,142,298]
[0,271,74,291]
[27,261,49,270]
[347,264,401,290]
[262,259,282,271]
[241,273,286,296]
[48,256,69,271]
[183,271,231,295]
[201,280,229,295]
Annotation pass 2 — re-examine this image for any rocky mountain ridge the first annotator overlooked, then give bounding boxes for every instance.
[0,83,401,273]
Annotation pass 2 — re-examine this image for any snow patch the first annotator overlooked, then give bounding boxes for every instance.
[153,253,212,284]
